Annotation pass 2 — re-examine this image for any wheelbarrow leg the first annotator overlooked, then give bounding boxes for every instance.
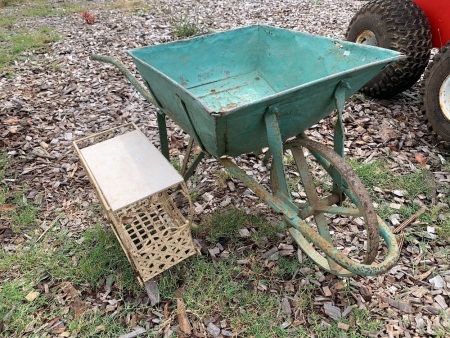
[265,106,289,198]
[157,112,170,161]
[331,81,351,200]
[265,106,347,274]
[289,145,342,274]
[158,114,205,180]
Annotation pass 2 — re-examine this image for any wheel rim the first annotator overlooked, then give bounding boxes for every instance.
[355,30,378,46]
[439,73,450,121]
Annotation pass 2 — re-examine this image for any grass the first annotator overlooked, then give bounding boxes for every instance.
[0,26,60,68]
[0,15,15,28]
[349,159,438,218]
[158,255,310,337]
[171,15,200,38]
[0,0,87,71]
[173,21,200,38]
[349,159,433,199]
[1,152,143,335]
[1,0,81,16]
[2,148,446,335]
[158,244,383,337]
[350,158,450,258]
[21,2,81,17]
[0,154,38,236]
[110,0,150,16]
[193,207,281,246]
[0,224,142,336]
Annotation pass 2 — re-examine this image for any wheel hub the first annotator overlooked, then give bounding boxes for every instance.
[355,30,378,46]
[440,73,450,121]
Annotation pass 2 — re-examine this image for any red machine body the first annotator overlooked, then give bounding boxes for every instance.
[412,0,450,47]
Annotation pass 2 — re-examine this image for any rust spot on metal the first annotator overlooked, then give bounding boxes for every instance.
[219,102,239,113]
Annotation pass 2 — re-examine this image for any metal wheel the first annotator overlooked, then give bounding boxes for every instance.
[271,138,380,276]
[441,74,450,121]
[355,30,378,46]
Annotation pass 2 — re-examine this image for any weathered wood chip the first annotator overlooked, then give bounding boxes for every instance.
[429,275,445,289]
[261,246,278,259]
[281,297,292,316]
[144,279,160,306]
[342,306,353,318]
[238,228,250,237]
[411,286,429,298]
[206,322,220,338]
[118,326,146,338]
[322,286,332,297]
[323,303,341,321]
[104,274,114,296]
[25,291,40,303]
[380,296,413,313]
[221,329,233,337]
[434,295,448,309]
[415,316,426,329]
[337,322,349,331]
[359,285,372,302]
[425,306,441,315]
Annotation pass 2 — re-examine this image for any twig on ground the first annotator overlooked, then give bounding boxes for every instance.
[396,233,405,251]
[35,213,63,243]
[118,326,146,338]
[31,152,56,160]
[393,206,427,234]
[2,306,16,324]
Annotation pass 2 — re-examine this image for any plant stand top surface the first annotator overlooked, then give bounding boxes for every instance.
[79,130,183,211]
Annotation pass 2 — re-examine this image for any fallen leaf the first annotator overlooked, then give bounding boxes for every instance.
[415,153,426,165]
[177,298,191,334]
[59,282,80,299]
[71,299,87,319]
[50,324,66,334]
[414,267,435,281]
[0,204,16,212]
[164,302,170,319]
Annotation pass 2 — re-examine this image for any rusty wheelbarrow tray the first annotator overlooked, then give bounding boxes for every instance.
[92,25,402,276]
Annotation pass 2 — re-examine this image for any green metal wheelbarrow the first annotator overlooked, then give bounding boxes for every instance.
[92,25,402,277]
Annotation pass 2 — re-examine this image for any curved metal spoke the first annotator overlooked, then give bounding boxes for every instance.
[290,145,341,272]
[273,137,385,275]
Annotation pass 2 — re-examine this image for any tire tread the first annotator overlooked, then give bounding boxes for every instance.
[346,0,431,98]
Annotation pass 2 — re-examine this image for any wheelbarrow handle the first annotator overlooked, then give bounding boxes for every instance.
[91,54,157,106]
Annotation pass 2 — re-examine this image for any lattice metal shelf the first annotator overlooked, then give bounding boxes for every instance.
[74,123,196,284]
